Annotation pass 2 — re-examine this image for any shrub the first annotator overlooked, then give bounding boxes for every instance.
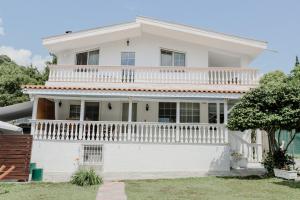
[261,152,274,176]
[71,169,103,186]
[262,149,295,176]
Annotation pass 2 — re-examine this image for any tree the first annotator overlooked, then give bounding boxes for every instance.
[227,66,300,156]
[295,56,299,66]
[0,55,48,107]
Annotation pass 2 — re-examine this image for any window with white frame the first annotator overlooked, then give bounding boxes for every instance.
[208,103,217,123]
[121,52,135,66]
[208,103,224,124]
[69,105,81,120]
[82,145,103,165]
[180,103,200,123]
[161,49,185,66]
[76,49,99,65]
[159,102,176,123]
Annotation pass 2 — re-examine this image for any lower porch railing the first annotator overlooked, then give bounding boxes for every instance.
[31,120,228,144]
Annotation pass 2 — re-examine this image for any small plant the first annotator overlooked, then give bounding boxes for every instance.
[71,169,103,186]
[261,152,274,176]
[231,152,243,162]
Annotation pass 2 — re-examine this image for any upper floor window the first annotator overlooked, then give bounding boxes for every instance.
[161,49,185,66]
[121,52,135,66]
[76,49,99,65]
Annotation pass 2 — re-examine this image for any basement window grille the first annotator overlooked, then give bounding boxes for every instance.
[82,145,103,165]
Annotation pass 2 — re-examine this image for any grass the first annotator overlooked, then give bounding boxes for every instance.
[125,176,300,200]
[0,182,99,200]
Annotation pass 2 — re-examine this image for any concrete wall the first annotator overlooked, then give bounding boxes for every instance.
[31,140,230,181]
[103,143,230,173]
[31,141,81,181]
[56,33,249,67]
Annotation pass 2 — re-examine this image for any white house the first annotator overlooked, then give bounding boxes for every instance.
[23,17,267,181]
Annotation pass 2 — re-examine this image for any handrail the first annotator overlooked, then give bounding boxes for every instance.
[49,64,259,71]
[31,120,228,144]
[48,65,260,85]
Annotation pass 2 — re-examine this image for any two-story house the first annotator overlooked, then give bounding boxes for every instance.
[23,17,267,181]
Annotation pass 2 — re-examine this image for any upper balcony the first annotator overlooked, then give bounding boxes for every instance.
[46,65,260,91]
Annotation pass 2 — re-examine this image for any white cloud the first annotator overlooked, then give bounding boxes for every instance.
[0,18,4,36]
[0,46,51,71]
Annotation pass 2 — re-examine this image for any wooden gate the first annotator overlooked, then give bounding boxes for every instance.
[0,134,32,181]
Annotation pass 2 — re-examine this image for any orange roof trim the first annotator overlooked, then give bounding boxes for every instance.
[23,85,246,94]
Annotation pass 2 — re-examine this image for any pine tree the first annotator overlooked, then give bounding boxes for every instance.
[295,56,299,66]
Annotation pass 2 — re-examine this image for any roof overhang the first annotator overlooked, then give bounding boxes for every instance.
[43,17,267,58]
[23,85,244,100]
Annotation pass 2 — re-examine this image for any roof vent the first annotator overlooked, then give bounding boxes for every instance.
[65,30,72,34]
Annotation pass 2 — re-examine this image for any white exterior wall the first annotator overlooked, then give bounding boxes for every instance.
[31,140,230,181]
[103,143,230,173]
[57,33,212,67]
[56,33,250,67]
[31,141,81,182]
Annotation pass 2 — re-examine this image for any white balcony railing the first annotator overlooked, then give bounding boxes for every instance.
[31,120,228,144]
[48,65,259,86]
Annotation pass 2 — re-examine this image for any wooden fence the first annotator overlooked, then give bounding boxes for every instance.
[0,134,32,181]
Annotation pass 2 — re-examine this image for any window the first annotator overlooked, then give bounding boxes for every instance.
[161,50,173,66]
[208,103,225,124]
[69,105,80,120]
[159,102,176,123]
[161,49,185,66]
[121,52,135,66]
[208,103,217,123]
[82,145,103,165]
[220,103,224,124]
[174,52,185,66]
[85,102,99,121]
[180,103,200,123]
[76,50,99,65]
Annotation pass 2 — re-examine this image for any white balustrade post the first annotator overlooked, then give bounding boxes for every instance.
[224,99,228,143]
[79,99,85,140]
[176,102,180,142]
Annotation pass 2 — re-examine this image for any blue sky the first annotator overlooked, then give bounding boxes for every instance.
[0,0,299,72]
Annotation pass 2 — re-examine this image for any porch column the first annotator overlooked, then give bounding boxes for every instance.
[54,99,59,120]
[32,96,39,120]
[127,98,133,141]
[80,100,85,121]
[176,102,180,142]
[79,99,85,140]
[224,99,228,143]
[128,98,133,122]
[31,96,39,136]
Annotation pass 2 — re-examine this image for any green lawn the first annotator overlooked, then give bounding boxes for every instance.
[0,182,99,200]
[125,176,300,200]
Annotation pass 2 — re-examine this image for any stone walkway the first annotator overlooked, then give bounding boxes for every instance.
[96,181,127,200]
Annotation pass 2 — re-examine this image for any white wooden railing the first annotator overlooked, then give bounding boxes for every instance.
[31,120,228,144]
[229,131,262,163]
[48,65,259,85]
